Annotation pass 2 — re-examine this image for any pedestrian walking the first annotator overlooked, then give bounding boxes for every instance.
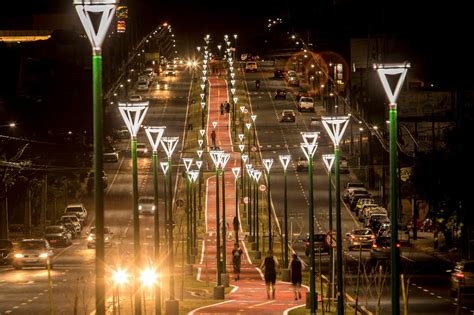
[233,216,240,245]
[232,244,243,281]
[288,253,303,300]
[211,129,216,147]
[259,250,278,299]
[220,103,225,115]
[225,101,230,115]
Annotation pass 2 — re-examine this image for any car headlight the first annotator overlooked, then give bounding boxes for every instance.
[39,253,49,258]
[87,235,93,241]
[105,237,109,241]
[139,205,143,210]
[152,205,156,211]
[14,253,24,258]
[144,149,148,153]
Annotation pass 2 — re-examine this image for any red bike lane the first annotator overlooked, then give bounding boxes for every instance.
[191,76,306,314]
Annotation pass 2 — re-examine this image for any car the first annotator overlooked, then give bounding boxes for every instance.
[136,142,148,157]
[165,67,176,76]
[280,110,296,122]
[138,196,156,215]
[297,97,314,112]
[343,183,365,201]
[296,156,309,172]
[137,79,149,91]
[0,239,14,265]
[286,71,299,86]
[305,233,330,256]
[59,215,82,233]
[64,203,88,223]
[354,198,376,216]
[44,225,72,247]
[61,222,78,239]
[274,69,286,79]
[367,213,390,233]
[86,170,108,192]
[157,80,169,90]
[358,203,379,222]
[12,239,54,270]
[450,260,474,297]
[245,61,258,72]
[346,228,375,250]
[87,227,113,248]
[370,236,394,261]
[129,95,143,102]
[349,191,371,211]
[274,89,287,100]
[104,146,119,162]
[114,127,129,140]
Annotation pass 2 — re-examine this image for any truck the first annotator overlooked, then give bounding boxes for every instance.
[297,96,314,112]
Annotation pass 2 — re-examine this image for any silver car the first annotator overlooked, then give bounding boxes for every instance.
[451,260,474,297]
[12,239,54,270]
[139,196,155,215]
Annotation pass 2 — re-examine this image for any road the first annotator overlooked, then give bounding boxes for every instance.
[0,69,192,315]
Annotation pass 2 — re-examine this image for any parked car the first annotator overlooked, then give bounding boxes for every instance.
[137,79,149,91]
[354,198,376,216]
[12,239,54,270]
[280,110,296,122]
[104,146,119,162]
[59,215,82,233]
[138,196,156,215]
[343,183,366,202]
[358,203,380,222]
[346,228,375,250]
[44,225,72,247]
[450,260,474,297]
[370,236,395,261]
[274,89,287,99]
[86,170,108,191]
[305,233,330,256]
[0,239,14,265]
[64,203,88,223]
[61,222,78,239]
[87,227,113,249]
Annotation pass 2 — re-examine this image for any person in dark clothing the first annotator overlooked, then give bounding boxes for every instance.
[220,103,225,115]
[259,251,279,299]
[211,129,216,147]
[288,253,303,300]
[225,102,230,115]
[233,216,240,245]
[232,244,243,281]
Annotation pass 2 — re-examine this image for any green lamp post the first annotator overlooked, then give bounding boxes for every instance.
[232,167,241,246]
[220,153,231,287]
[322,153,336,300]
[183,158,194,264]
[279,154,291,282]
[300,132,319,315]
[262,159,274,252]
[73,1,116,313]
[374,62,410,315]
[119,102,149,315]
[321,116,350,315]
[145,126,166,315]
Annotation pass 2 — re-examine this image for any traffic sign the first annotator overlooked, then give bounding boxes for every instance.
[251,146,257,152]
[259,184,267,192]
[243,196,249,204]
[326,231,336,248]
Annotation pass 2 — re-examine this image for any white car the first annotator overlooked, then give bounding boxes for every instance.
[137,80,148,91]
[64,203,88,223]
[129,95,143,102]
[59,215,82,233]
[12,239,54,270]
[87,227,113,248]
[136,143,148,157]
[138,196,155,215]
[297,97,315,112]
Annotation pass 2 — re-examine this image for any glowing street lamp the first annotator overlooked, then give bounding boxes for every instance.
[232,167,241,246]
[322,153,335,299]
[321,116,349,315]
[112,268,128,314]
[209,150,224,298]
[262,158,274,252]
[144,126,165,315]
[245,162,253,240]
[374,62,410,315]
[73,1,117,313]
[279,154,291,280]
[118,101,148,315]
[219,153,231,287]
[300,131,319,314]
[160,137,179,310]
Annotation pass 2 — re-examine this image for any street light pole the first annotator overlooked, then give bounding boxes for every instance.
[119,102,149,315]
[183,158,194,265]
[160,137,180,313]
[262,159,273,252]
[210,150,224,299]
[232,167,241,246]
[145,127,166,315]
[253,170,262,259]
[279,155,291,281]
[322,116,350,315]
[375,63,410,315]
[301,132,319,315]
[322,154,336,299]
[73,2,116,313]
[220,153,231,287]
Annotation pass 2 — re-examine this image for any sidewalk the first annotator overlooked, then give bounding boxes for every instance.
[191,77,305,314]
[408,231,461,264]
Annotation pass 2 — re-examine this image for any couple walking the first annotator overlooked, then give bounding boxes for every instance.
[259,252,303,300]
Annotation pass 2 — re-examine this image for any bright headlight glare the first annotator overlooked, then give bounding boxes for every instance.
[39,253,48,258]
[87,235,93,241]
[152,205,156,211]
[139,205,143,210]
[14,253,24,258]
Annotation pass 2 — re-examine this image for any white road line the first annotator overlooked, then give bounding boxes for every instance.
[187,300,235,315]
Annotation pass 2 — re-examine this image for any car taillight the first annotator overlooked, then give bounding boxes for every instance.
[371,235,376,240]
[372,244,378,248]
[396,243,401,248]
[350,235,356,240]
[454,272,465,279]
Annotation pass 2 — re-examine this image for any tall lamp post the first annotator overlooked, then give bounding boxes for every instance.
[183,158,194,265]
[262,159,274,252]
[160,162,169,245]
[73,1,116,313]
[300,132,319,315]
[119,102,149,315]
[145,126,166,315]
[279,155,291,282]
[374,62,410,315]
[245,163,253,241]
[232,167,241,246]
[197,148,204,221]
[190,169,199,254]
[220,153,231,287]
[321,116,350,315]
[322,154,336,300]
[252,169,262,259]
[210,150,225,299]
[160,137,180,314]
